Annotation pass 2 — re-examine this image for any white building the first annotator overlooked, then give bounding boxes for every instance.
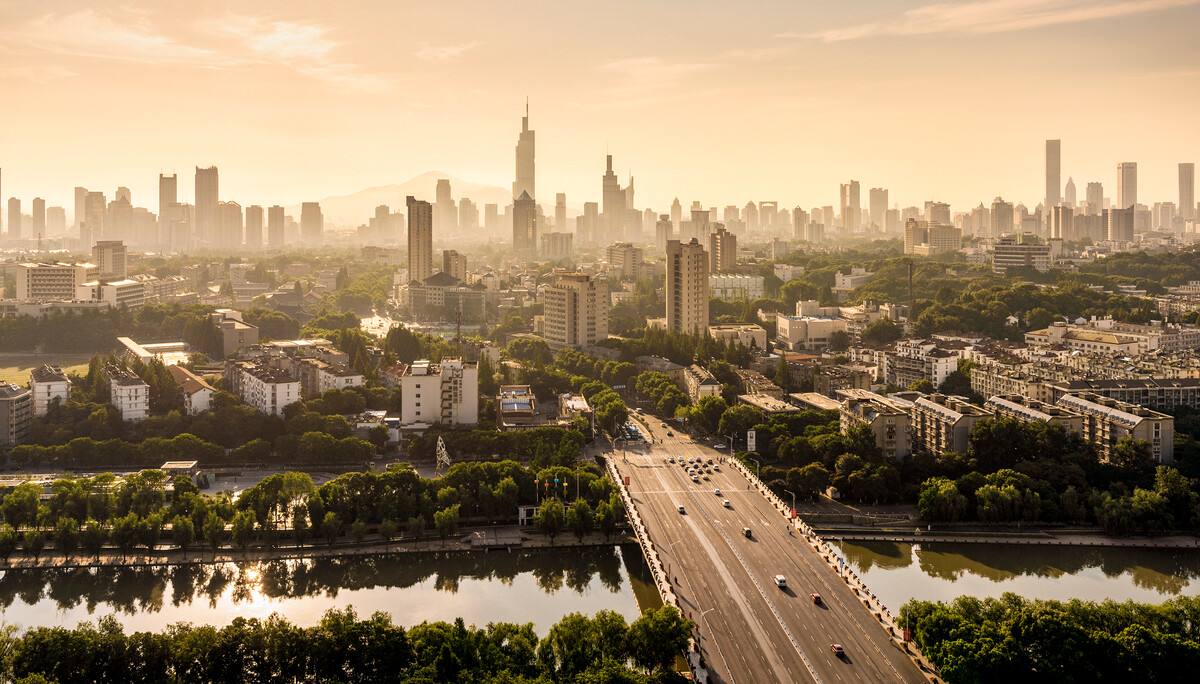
[105,364,149,422]
[665,238,710,335]
[29,365,70,417]
[238,363,301,417]
[708,273,764,300]
[399,358,479,428]
[543,272,609,349]
[776,315,847,351]
[14,262,97,301]
[76,278,146,309]
[709,324,768,350]
[833,267,873,295]
[168,365,216,415]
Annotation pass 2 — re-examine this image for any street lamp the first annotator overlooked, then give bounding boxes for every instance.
[749,457,761,478]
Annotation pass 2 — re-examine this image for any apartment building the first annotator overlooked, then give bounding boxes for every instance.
[885,339,961,388]
[709,324,768,350]
[399,358,479,428]
[983,394,1083,437]
[837,389,911,459]
[910,393,991,456]
[29,364,69,417]
[497,385,538,429]
[543,272,608,349]
[665,238,709,335]
[290,357,365,398]
[224,361,301,417]
[167,365,216,415]
[105,363,149,422]
[683,363,722,403]
[0,384,33,447]
[1048,378,1200,413]
[76,278,146,309]
[969,364,1054,403]
[210,309,260,358]
[14,262,97,301]
[1057,392,1174,464]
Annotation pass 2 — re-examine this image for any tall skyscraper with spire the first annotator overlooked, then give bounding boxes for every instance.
[1045,139,1061,213]
[602,154,628,242]
[513,100,535,202]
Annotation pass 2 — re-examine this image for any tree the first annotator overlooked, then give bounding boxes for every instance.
[861,318,902,345]
[203,511,226,550]
[322,512,341,546]
[0,524,15,558]
[172,515,195,555]
[54,517,79,558]
[717,404,763,443]
[566,499,594,542]
[535,498,565,543]
[595,500,617,540]
[788,463,831,500]
[434,505,460,543]
[918,477,969,522]
[80,520,105,559]
[351,520,369,543]
[23,529,46,557]
[828,330,851,352]
[230,510,256,549]
[627,606,691,674]
[406,516,425,540]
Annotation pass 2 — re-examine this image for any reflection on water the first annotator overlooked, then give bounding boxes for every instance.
[0,544,659,634]
[832,541,1200,611]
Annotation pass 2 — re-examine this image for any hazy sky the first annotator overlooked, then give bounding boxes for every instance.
[2,0,1199,218]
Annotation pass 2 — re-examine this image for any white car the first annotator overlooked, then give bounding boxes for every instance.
[723,499,732,508]
[714,488,722,496]
[774,575,787,589]
[677,505,686,514]
[691,476,700,483]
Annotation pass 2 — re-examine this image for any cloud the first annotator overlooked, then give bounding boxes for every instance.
[414,41,481,62]
[790,0,1199,42]
[593,57,718,109]
[14,9,226,65]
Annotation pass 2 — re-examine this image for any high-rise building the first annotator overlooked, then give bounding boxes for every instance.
[991,197,1014,236]
[218,201,243,249]
[82,191,106,246]
[1045,139,1061,212]
[606,242,644,281]
[46,207,66,236]
[655,214,673,251]
[31,198,45,237]
[708,225,737,272]
[601,155,628,242]
[434,179,457,234]
[92,240,128,279]
[869,188,888,232]
[904,220,962,255]
[512,191,538,255]
[74,186,87,234]
[671,198,682,232]
[158,174,177,234]
[840,181,861,231]
[1050,205,1073,240]
[1086,182,1104,216]
[245,205,263,250]
[541,232,573,260]
[300,202,323,243]
[442,249,467,281]
[543,272,608,348]
[554,193,567,231]
[513,101,535,202]
[194,166,219,244]
[6,198,19,239]
[1181,163,1195,220]
[458,198,479,232]
[406,196,433,282]
[1117,162,1137,209]
[1064,177,1076,208]
[924,201,951,225]
[267,206,285,249]
[1107,207,1134,242]
[665,238,709,336]
[484,203,498,233]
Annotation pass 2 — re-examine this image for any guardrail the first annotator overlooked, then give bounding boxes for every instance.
[729,457,943,683]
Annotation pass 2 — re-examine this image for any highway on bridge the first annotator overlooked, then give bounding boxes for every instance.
[611,422,926,684]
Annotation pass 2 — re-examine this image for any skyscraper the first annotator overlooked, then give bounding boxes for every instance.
[840,181,861,231]
[442,250,467,281]
[194,166,219,244]
[869,188,888,232]
[708,225,737,273]
[1117,162,1137,209]
[1045,139,1061,212]
[245,205,263,250]
[1180,163,1195,220]
[267,206,285,249]
[6,198,19,239]
[665,238,709,336]
[554,193,567,230]
[601,155,628,243]
[1086,182,1104,215]
[158,174,177,233]
[300,202,323,243]
[512,191,538,255]
[434,179,457,234]
[92,240,128,279]
[925,201,951,225]
[671,198,682,232]
[543,272,608,348]
[406,196,433,283]
[513,101,535,202]
[74,186,87,234]
[31,198,45,237]
[1050,205,1073,240]
[1064,177,1076,208]
[991,197,1014,236]
[218,201,243,249]
[82,191,106,246]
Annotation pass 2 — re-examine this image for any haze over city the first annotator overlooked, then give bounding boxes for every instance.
[2,0,1199,210]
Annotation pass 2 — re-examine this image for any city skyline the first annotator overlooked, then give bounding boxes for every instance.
[1,1,1198,213]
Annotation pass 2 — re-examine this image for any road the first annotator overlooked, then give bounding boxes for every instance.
[611,424,926,684]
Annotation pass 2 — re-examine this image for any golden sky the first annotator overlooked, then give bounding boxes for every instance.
[2,0,1199,217]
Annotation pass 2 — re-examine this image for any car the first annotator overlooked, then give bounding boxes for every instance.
[714,488,722,496]
[677,505,686,514]
[723,499,732,508]
[660,423,669,428]
[702,474,710,481]
[811,593,822,605]
[707,459,714,465]
[667,457,674,464]
[743,527,753,538]
[692,476,700,483]
[830,643,845,658]
[714,465,721,471]
[714,443,727,450]
[774,575,787,588]
[666,431,673,437]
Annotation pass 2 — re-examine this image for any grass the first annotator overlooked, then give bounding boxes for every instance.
[0,352,94,385]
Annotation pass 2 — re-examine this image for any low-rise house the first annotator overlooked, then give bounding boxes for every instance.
[168,365,216,415]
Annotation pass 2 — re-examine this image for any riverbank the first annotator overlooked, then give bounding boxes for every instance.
[0,525,634,570]
[817,527,1200,548]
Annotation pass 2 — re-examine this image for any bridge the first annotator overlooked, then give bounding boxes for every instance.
[609,422,934,683]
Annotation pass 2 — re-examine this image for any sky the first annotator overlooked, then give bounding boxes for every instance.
[1,0,1199,220]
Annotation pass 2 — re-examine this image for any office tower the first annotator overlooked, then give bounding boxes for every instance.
[6,198,19,238]
[543,272,608,348]
[601,155,628,242]
[792,207,808,239]
[1050,205,1073,240]
[442,249,467,281]
[869,188,888,232]
[904,220,962,255]
[106,195,133,243]
[1181,163,1195,220]
[925,201,951,225]
[244,205,263,250]
[92,240,128,279]
[267,206,285,249]
[1153,202,1177,232]
[1107,207,1134,242]
[576,202,599,246]
[743,202,759,232]
[512,191,538,255]
[300,202,323,243]
[886,209,900,233]
[655,214,673,251]
[483,203,498,233]
[671,198,682,232]
[540,232,574,261]
[81,191,106,246]
[458,198,479,231]
[1045,139,1061,212]
[1117,162,1137,209]
[967,204,990,237]
[554,193,567,231]
[840,181,860,231]
[1086,182,1104,216]
[406,196,433,282]
[606,242,644,280]
[217,201,242,249]
[434,179,457,233]
[46,207,65,235]
[665,238,709,336]
[74,186,87,234]
[1064,177,1076,208]
[708,225,737,273]
[513,101,535,202]
[991,197,1014,236]
[28,198,45,238]
[158,174,177,231]
[115,187,131,204]
[194,166,219,244]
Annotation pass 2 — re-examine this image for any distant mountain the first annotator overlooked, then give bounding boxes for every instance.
[294,171,512,227]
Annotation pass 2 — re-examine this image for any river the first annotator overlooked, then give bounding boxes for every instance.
[0,545,661,633]
[831,540,1200,612]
